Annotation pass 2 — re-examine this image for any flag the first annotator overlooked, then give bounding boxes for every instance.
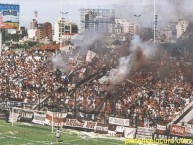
[79,68,86,77]
[86,50,96,62]
[67,70,74,77]
[45,111,67,126]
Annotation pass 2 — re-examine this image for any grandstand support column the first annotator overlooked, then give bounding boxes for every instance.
[158,92,161,118]
[0,28,2,54]
[38,76,41,111]
[38,91,40,111]
[103,101,107,124]
[74,93,77,118]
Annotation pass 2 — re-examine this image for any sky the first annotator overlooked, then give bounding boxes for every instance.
[0,0,126,28]
[0,0,156,29]
[0,0,193,29]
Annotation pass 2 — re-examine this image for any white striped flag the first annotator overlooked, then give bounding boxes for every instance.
[86,50,96,62]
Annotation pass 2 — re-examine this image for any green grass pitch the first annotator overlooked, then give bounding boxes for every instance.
[0,120,128,145]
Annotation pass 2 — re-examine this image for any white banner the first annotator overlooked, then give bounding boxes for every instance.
[157,124,166,131]
[124,128,136,139]
[136,134,152,139]
[20,111,33,119]
[83,121,97,130]
[32,112,46,125]
[109,117,129,126]
[108,130,124,137]
[62,119,97,130]
[137,127,155,133]
[116,126,128,133]
[108,130,116,136]
[64,119,84,128]
[137,127,155,138]
[137,131,153,136]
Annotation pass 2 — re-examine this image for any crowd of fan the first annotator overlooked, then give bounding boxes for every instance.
[1,45,193,127]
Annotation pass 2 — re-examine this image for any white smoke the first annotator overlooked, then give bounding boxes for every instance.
[108,56,131,85]
[115,0,193,29]
[107,35,156,85]
[50,53,68,72]
[130,35,155,58]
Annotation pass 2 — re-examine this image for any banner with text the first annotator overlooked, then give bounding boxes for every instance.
[83,121,97,130]
[124,128,136,139]
[94,123,108,134]
[32,112,46,125]
[137,127,155,138]
[170,124,186,137]
[108,130,124,137]
[156,124,166,135]
[109,117,129,126]
[0,4,20,29]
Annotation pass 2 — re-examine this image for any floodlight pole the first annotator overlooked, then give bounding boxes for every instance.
[134,14,141,36]
[60,0,63,50]
[59,17,63,50]
[59,0,68,51]
[0,28,2,55]
[153,0,156,45]
[52,112,54,133]
[59,11,68,50]
[134,14,141,22]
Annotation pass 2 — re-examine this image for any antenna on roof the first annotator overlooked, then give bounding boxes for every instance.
[34,10,38,20]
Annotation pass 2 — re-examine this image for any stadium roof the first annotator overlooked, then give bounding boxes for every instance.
[0,24,17,29]
[31,44,60,51]
[188,118,193,125]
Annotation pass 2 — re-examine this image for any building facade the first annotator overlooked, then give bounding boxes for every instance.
[159,28,172,43]
[28,22,52,41]
[176,20,189,39]
[30,19,38,30]
[80,9,115,36]
[42,22,52,40]
[53,18,78,43]
[115,18,141,36]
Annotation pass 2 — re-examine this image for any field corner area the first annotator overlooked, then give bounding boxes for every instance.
[0,119,126,145]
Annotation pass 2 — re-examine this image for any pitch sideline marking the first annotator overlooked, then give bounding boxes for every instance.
[0,123,123,145]
[1,135,72,145]
[1,134,83,145]
[1,135,50,145]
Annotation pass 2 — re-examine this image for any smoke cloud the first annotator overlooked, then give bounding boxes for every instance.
[50,53,68,72]
[50,31,105,73]
[114,0,193,29]
[107,35,156,85]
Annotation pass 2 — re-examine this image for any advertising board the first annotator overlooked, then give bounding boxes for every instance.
[0,4,20,29]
